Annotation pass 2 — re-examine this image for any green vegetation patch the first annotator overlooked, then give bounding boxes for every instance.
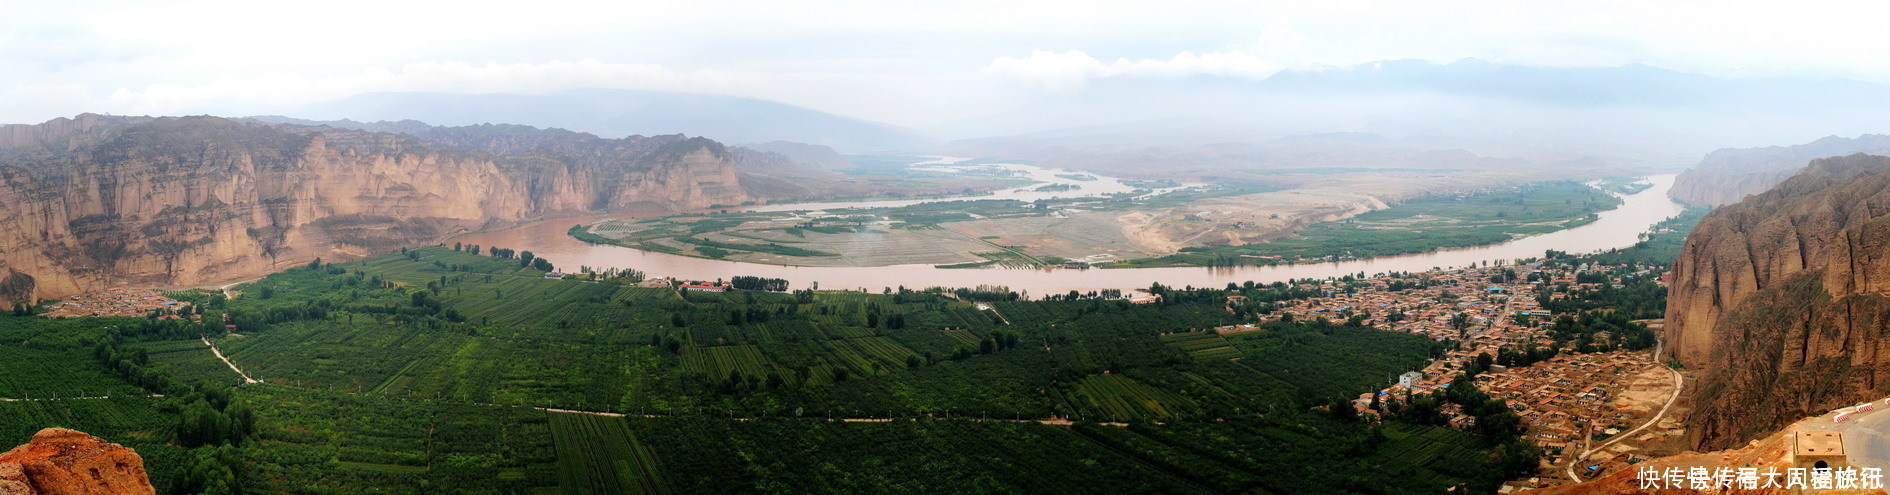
[1123,180,1624,267]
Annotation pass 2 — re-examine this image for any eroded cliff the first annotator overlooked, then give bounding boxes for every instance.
[0,115,753,304]
[1666,153,1890,449]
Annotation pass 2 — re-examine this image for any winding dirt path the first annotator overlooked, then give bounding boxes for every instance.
[1566,339,1683,481]
[204,336,260,384]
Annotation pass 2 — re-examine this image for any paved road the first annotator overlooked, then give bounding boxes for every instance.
[1831,400,1890,474]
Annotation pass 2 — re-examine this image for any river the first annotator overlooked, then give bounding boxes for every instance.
[449,172,1685,297]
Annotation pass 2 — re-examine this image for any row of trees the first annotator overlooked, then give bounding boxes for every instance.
[729,276,789,292]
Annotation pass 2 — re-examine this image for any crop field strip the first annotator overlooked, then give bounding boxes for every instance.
[550,413,671,495]
[1070,373,1200,421]
[1159,331,1246,361]
[0,346,147,398]
[138,339,245,387]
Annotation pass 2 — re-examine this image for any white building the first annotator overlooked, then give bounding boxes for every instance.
[1399,371,1426,388]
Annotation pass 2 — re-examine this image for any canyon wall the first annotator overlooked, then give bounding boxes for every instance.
[0,115,753,304]
[1666,153,1890,449]
[1669,134,1890,207]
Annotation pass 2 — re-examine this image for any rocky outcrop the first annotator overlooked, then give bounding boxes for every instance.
[0,428,155,495]
[1666,153,1890,449]
[1669,134,1890,206]
[0,114,755,304]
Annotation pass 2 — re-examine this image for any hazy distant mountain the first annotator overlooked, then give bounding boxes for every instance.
[1670,134,1890,206]
[738,141,853,171]
[291,89,933,152]
[938,60,1890,171]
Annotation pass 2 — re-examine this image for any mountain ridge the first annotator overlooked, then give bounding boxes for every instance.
[288,89,934,152]
[0,113,758,305]
[1669,134,1890,206]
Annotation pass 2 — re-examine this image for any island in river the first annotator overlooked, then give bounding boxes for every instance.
[453,159,1686,296]
[569,159,1635,269]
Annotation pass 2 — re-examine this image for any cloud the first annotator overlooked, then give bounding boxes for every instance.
[2,60,770,122]
[0,59,1009,129]
[982,22,1312,91]
[983,49,1288,91]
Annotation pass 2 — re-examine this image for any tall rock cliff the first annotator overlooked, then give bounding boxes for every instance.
[1666,153,1890,449]
[0,114,754,304]
[0,428,155,495]
[1669,134,1890,206]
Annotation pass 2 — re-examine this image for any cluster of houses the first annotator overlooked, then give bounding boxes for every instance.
[1478,352,1671,467]
[1269,262,1672,445]
[41,288,191,319]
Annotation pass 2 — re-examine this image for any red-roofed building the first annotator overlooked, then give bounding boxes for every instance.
[680,281,728,292]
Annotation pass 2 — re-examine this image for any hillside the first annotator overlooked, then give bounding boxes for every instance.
[1665,153,1890,450]
[0,114,754,305]
[288,89,933,152]
[1669,134,1890,206]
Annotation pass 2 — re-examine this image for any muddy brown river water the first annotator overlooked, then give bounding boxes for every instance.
[449,171,1685,297]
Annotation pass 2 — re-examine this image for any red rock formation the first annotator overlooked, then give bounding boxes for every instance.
[0,428,155,495]
[1665,153,1890,449]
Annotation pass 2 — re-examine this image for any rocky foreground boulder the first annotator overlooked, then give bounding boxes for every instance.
[0,428,154,495]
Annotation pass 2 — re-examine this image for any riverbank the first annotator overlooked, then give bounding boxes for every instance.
[448,174,1683,297]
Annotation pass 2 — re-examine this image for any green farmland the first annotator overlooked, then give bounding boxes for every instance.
[0,245,1544,493]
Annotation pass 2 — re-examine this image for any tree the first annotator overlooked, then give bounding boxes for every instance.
[1496,440,1543,478]
[1449,313,1472,337]
[1328,397,1357,421]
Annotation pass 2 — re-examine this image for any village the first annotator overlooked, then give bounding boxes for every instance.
[39,288,194,319]
[1203,259,1684,488]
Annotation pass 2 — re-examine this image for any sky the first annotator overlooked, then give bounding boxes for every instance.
[6,0,1890,129]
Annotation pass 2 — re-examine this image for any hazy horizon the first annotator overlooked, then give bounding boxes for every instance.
[9,1,1890,139]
